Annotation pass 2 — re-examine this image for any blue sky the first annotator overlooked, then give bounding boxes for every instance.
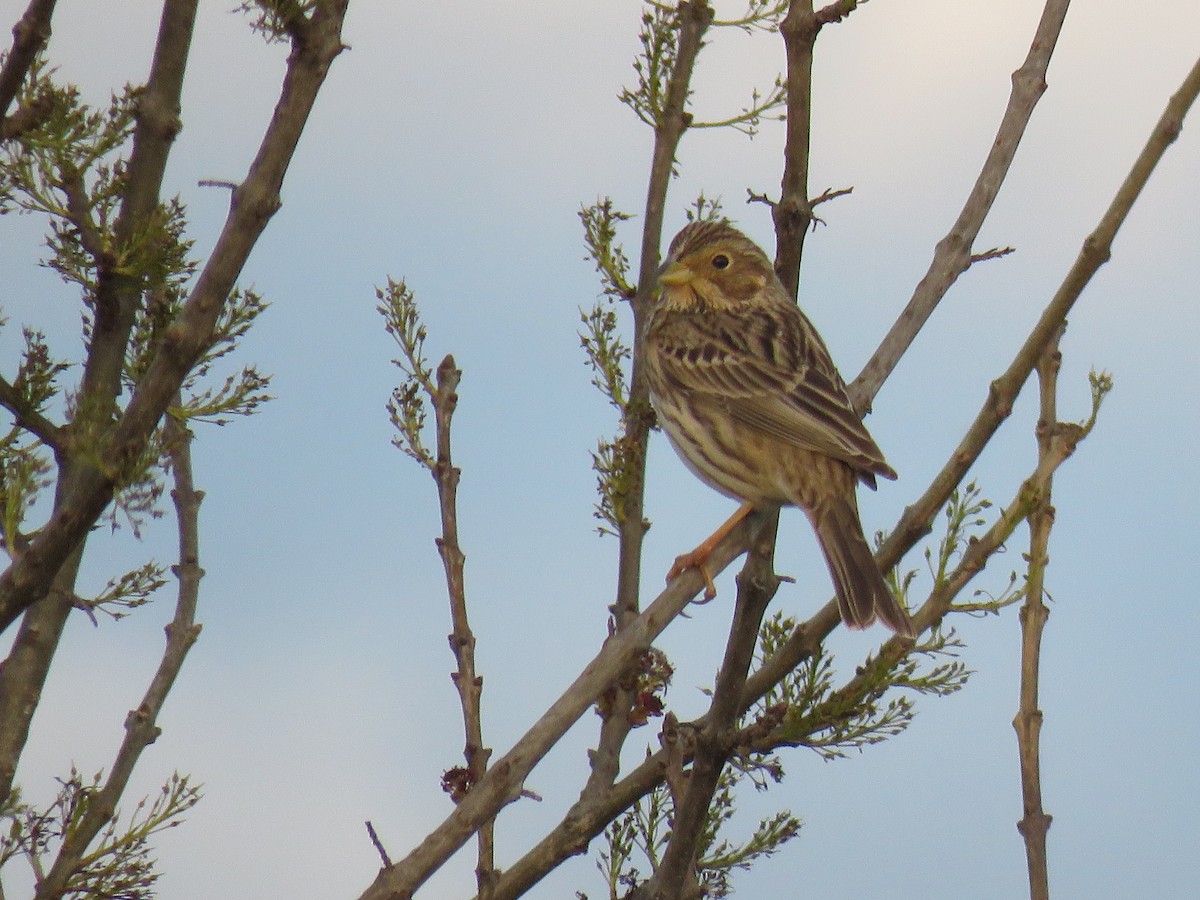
[2,1,1198,897]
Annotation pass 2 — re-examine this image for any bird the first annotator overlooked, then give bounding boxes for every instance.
[644,219,915,637]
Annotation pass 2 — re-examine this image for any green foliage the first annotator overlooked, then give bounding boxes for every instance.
[928,481,992,593]
[11,327,71,416]
[0,769,201,899]
[169,289,273,426]
[378,277,436,470]
[1085,369,1113,429]
[0,431,52,559]
[0,53,270,540]
[619,4,681,130]
[0,59,136,230]
[619,2,786,138]
[580,198,635,304]
[758,612,969,759]
[684,191,724,223]
[80,561,168,623]
[596,753,800,899]
[589,435,644,538]
[880,481,1022,618]
[578,199,644,537]
[697,761,801,898]
[237,1,319,43]
[0,328,66,556]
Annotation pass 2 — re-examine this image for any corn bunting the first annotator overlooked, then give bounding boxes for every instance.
[645,219,915,636]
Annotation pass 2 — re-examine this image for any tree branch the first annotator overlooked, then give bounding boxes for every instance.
[772,0,820,296]
[0,375,65,450]
[0,0,57,129]
[0,0,202,809]
[34,406,203,899]
[848,0,1072,412]
[425,355,497,897]
[0,0,351,636]
[1012,330,1063,900]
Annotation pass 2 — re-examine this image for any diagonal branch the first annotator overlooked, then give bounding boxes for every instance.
[0,0,57,129]
[849,0,1072,412]
[0,375,65,450]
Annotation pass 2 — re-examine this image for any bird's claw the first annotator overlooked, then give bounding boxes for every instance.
[667,551,718,603]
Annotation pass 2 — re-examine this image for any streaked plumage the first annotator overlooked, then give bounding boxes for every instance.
[646,220,914,636]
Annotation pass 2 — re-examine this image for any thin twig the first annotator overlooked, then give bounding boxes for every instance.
[366,821,393,868]
[427,354,496,897]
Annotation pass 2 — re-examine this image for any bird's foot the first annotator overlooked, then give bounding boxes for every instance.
[667,550,718,602]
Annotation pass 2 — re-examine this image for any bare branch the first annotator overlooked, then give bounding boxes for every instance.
[849,0,1072,411]
[772,0,822,297]
[1014,327,1066,900]
[431,354,497,897]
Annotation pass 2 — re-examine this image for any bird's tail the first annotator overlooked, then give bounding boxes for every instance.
[812,497,916,637]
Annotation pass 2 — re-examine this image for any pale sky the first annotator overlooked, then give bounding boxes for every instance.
[2,1,1198,898]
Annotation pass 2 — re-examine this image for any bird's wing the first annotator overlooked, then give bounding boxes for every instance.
[648,302,896,482]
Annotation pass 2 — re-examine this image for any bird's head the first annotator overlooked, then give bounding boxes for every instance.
[656,220,774,312]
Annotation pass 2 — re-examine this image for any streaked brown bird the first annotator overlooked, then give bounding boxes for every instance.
[645,219,915,637]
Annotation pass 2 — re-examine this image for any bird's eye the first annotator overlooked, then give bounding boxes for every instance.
[711,254,730,270]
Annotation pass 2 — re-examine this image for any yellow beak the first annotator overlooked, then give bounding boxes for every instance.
[657,260,694,288]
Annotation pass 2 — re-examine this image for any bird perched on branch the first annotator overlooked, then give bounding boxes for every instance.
[645,219,915,637]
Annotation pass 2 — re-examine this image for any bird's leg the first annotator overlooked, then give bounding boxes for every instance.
[667,502,755,602]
